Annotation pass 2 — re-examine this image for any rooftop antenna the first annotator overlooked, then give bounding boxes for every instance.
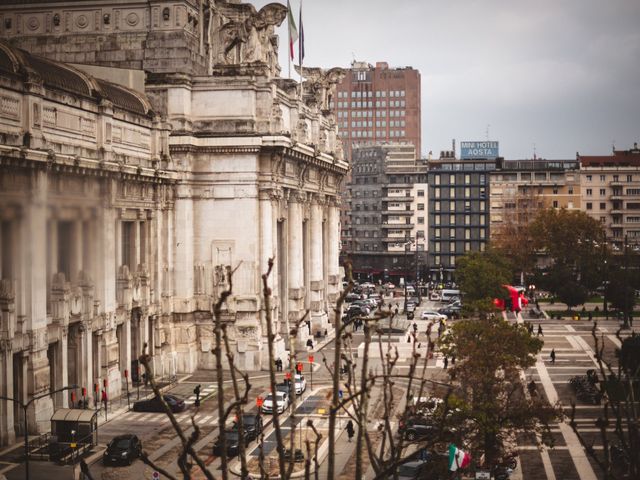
[485,124,490,140]
[351,52,356,66]
[612,140,616,152]
[533,142,537,160]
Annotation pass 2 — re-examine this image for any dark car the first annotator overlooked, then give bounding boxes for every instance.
[398,460,430,480]
[103,434,142,466]
[399,417,456,443]
[132,394,186,413]
[399,417,437,441]
[232,413,263,442]
[437,306,461,319]
[213,430,249,457]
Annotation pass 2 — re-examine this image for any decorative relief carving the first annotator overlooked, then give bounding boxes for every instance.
[75,14,89,29]
[26,16,39,31]
[211,1,287,75]
[126,12,139,27]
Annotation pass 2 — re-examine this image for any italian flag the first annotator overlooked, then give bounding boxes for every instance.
[448,444,471,471]
[287,0,298,61]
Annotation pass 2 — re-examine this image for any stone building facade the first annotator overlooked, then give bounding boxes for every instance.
[0,0,347,445]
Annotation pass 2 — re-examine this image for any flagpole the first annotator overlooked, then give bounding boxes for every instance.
[298,0,303,100]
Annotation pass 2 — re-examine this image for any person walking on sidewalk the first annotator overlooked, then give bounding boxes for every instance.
[550,348,556,364]
[443,356,449,369]
[537,324,543,337]
[346,420,355,442]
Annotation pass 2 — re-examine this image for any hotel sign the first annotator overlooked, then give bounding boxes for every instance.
[460,141,499,159]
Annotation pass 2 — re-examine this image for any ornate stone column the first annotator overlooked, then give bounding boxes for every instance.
[309,197,327,333]
[287,191,305,344]
[0,280,16,445]
[326,197,341,309]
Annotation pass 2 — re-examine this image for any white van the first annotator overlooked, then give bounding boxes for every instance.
[441,289,460,302]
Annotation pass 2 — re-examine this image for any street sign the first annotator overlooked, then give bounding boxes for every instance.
[152,472,160,480]
[256,396,264,408]
[308,355,314,363]
[70,442,77,448]
[338,389,343,399]
[475,471,491,479]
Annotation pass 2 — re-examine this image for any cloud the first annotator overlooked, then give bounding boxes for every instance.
[253,0,640,158]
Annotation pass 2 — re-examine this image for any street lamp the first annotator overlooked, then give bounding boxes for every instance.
[0,384,77,480]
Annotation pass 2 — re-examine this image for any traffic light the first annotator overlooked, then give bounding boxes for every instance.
[81,387,87,397]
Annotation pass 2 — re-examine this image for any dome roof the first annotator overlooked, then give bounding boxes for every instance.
[0,40,153,117]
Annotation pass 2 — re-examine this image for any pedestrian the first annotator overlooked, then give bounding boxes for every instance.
[588,312,593,322]
[276,358,282,372]
[451,354,456,365]
[101,389,108,411]
[412,322,418,334]
[306,338,314,351]
[443,356,449,369]
[537,324,543,337]
[346,420,355,442]
[142,372,148,387]
[426,323,432,338]
[550,348,556,364]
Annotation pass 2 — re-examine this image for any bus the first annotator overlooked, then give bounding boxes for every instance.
[441,289,461,302]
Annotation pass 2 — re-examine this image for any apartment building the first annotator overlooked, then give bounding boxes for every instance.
[332,61,421,254]
[490,159,580,241]
[348,144,428,282]
[427,152,496,281]
[579,144,640,247]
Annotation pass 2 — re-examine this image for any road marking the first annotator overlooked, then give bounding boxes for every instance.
[607,335,622,348]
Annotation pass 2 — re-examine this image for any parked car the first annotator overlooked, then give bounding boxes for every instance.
[398,460,430,480]
[345,293,361,303]
[295,374,307,395]
[103,434,142,466]
[429,291,442,301]
[406,302,417,313]
[132,394,186,413]
[383,282,395,290]
[399,416,456,443]
[421,310,447,322]
[213,429,250,457]
[399,417,438,441]
[368,293,383,306]
[232,413,263,442]
[261,391,290,414]
[437,306,461,319]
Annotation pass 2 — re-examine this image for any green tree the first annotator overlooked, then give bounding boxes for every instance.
[440,318,556,466]
[456,250,513,318]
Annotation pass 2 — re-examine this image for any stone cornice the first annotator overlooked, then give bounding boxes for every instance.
[0,146,176,184]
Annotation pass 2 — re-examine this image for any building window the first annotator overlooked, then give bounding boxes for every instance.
[465,187,470,198]
[417,203,425,210]
[553,200,559,208]
[449,174,455,184]
[434,175,440,186]
[627,175,633,182]
[435,228,441,239]
[465,242,471,252]
[449,229,455,238]
[586,202,593,210]
[435,243,440,252]
[465,215,470,225]
[586,175,592,181]
[465,229,471,240]
[434,216,440,226]
[450,242,456,253]
[417,190,425,197]
[613,175,619,182]
[465,174,470,184]
[449,201,455,211]
[586,189,593,196]
[449,187,455,197]
[434,201,440,212]
[600,175,606,181]
[449,214,455,224]
[451,255,456,267]
[417,217,425,224]
[434,255,440,265]
[480,229,486,239]
[600,189,606,196]
[600,202,606,210]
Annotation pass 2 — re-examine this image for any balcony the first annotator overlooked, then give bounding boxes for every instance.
[381,196,414,202]
[381,210,412,216]
[381,223,413,230]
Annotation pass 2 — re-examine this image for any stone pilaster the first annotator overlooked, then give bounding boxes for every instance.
[326,198,341,309]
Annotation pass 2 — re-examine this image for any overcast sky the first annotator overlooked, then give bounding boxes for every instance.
[254,0,640,159]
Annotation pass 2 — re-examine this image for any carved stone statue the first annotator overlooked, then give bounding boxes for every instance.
[211,1,287,74]
[295,66,346,111]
